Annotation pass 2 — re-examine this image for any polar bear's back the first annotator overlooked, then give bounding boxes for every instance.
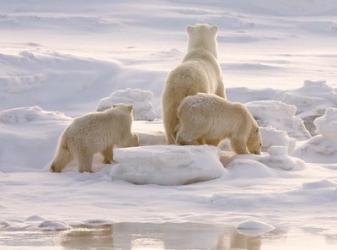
[64,109,132,153]
[177,93,249,137]
[166,61,209,94]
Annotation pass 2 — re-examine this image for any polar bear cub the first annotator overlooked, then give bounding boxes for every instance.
[162,24,225,144]
[176,93,262,154]
[50,104,139,173]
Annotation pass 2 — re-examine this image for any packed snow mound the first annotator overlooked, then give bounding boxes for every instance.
[293,135,337,164]
[229,81,337,135]
[314,108,337,143]
[260,126,296,153]
[111,145,225,185]
[0,106,71,124]
[247,100,311,140]
[97,88,158,121]
[259,146,306,171]
[236,220,275,236]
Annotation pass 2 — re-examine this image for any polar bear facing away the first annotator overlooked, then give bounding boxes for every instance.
[50,104,139,173]
[176,93,262,154]
[162,24,225,144]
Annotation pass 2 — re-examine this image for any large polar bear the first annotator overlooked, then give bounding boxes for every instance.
[50,104,139,173]
[176,93,262,154]
[162,24,225,144]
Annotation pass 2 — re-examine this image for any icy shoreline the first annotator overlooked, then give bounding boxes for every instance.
[1,0,337,243]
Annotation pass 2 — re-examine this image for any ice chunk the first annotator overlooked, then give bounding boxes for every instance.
[247,100,310,140]
[38,220,70,231]
[260,126,296,153]
[314,108,337,143]
[111,145,225,185]
[229,81,337,135]
[281,81,337,115]
[81,219,113,228]
[294,108,337,163]
[25,215,45,222]
[237,220,275,236]
[97,88,158,121]
[0,106,71,124]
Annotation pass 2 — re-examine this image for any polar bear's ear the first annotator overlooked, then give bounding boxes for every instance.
[127,105,133,113]
[211,25,218,34]
[256,127,259,133]
[187,25,194,34]
[112,104,116,108]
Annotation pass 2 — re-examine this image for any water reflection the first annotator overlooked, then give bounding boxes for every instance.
[1,222,336,249]
[60,222,261,250]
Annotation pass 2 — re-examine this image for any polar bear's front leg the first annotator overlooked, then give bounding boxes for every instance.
[230,137,249,154]
[101,146,113,164]
[77,153,94,173]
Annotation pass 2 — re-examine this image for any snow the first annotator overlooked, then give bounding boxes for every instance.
[0,106,70,172]
[0,106,71,124]
[225,158,275,179]
[111,145,225,185]
[259,146,306,171]
[97,88,158,121]
[294,135,337,164]
[1,0,337,247]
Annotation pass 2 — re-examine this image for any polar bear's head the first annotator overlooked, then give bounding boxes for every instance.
[187,24,219,57]
[112,103,133,113]
[247,125,262,155]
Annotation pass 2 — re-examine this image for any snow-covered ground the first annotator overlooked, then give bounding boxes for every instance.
[1,0,337,248]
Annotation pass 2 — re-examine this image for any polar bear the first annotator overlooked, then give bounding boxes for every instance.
[176,93,262,154]
[50,104,139,173]
[162,24,225,144]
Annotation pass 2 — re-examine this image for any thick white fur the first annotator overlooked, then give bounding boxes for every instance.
[162,24,225,144]
[176,93,262,154]
[50,104,139,173]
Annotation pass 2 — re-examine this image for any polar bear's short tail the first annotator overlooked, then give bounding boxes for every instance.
[50,134,72,173]
[162,98,179,144]
[162,88,192,144]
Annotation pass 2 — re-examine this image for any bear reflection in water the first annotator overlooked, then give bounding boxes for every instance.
[60,222,262,250]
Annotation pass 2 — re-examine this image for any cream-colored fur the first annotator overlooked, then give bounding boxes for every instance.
[162,24,225,144]
[50,104,139,173]
[176,93,262,154]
